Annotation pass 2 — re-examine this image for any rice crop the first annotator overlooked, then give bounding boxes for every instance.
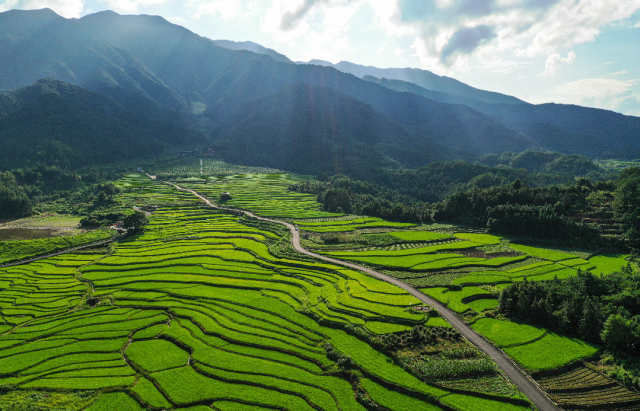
[471,318,546,347]
[504,333,599,372]
[0,176,530,411]
[536,366,640,410]
[589,254,630,275]
[389,231,452,242]
[361,378,445,411]
[0,229,115,264]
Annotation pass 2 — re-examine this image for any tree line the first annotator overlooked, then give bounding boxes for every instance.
[499,269,640,388]
[292,167,640,251]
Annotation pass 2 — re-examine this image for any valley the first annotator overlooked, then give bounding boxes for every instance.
[1,167,639,410]
[0,6,639,411]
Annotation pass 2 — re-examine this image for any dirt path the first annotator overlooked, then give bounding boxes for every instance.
[0,237,118,269]
[168,182,559,411]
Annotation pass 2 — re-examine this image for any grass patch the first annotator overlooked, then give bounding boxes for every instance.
[125,339,189,372]
[471,318,546,347]
[86,392,143,411]
[504,333,599,372]
[361,378,444,410]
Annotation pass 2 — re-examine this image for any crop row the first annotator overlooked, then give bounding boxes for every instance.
[0,177,533,411]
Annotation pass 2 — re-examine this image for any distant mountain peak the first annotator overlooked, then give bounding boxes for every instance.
[332,61,526,106]
[213,39,292,64]
[298,59,335,67]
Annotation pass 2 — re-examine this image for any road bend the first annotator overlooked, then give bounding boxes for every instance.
[168,182,559,411]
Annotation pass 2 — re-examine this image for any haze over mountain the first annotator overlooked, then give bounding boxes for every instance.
[301,60,526,106]
[213,40,293,64]
[0,8,638,175]
[0,79,201,169]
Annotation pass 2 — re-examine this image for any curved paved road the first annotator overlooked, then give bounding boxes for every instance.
[169,182,559,411]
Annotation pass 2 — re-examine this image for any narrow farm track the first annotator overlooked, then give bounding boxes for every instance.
[169,182,560,411]
[0,236,118,268]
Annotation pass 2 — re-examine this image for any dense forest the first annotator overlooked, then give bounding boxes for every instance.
[499,270,640,389]
[0,162,147,219]
[292,153,639,251]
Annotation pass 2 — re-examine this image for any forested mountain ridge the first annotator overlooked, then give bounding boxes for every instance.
[365,75,640,159]
[217,83,459,175]
[317,60,527,105]
[0,78,202,169]
[213,39,293,64]
[0,8,537,173]
[0,9,187,112]
[0,8,639,175]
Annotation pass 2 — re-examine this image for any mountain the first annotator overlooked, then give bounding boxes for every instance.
[362,75,493,112]
[0,9,187,112]
[299,59,335,67]
[1,9,639,175]
[217,82,458,176]
[301,60,526,105]
[64,11,535,156]
[0,79,202,169]
[366,75,640,158]
[213,40,293,64]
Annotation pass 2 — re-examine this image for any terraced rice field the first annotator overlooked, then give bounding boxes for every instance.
[0,179,530,410]
[310,222,624,381]
[470,318,599,373]
[537,366,640,410]
[156,158,284,176]
[0,229,115,265]
[318,227,628,320]
[293,217,416,233]
[183,174,342,218]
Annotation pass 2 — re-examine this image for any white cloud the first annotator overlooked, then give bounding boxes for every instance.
[613,70,629,75]
[539,51,576,77]
[364,0,640,74]
[0,0,83,18]
[552,78,640,116]
[477,47,531,74]
[102,0,168,13]
[262,0,360,62]
[188,0,242,19]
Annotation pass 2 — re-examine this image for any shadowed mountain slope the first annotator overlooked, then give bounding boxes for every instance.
[216,83,459,176]
[1,9,639,172]
[366,75,640,158]
[323,60,526,105]
[0,79,202,169]
[213,39,293,64]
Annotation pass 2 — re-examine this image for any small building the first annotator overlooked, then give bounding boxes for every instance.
[220,192,232,201]
[137,167,143,172]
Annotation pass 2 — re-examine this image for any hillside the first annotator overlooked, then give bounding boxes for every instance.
[0,9,537,172]
[213,39,293,63]
[0,79,202,169]
[0,9,639,173]
[330,61,526,105]
[367,75,640,158]
[217,83,457,176]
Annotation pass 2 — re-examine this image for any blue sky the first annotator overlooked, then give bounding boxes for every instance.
[2,0,639,115]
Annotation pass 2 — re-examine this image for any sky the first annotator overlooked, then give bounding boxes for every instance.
[2,0,640,116]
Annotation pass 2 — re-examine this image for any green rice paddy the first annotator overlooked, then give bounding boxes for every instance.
[0,176,531,410]
[503,333,599,372]
[183,174,342,218]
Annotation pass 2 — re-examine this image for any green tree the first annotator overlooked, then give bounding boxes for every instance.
[601,314,632,352]
[0,172,32,217]
[123,211,149,234]
[614,168,640,249]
